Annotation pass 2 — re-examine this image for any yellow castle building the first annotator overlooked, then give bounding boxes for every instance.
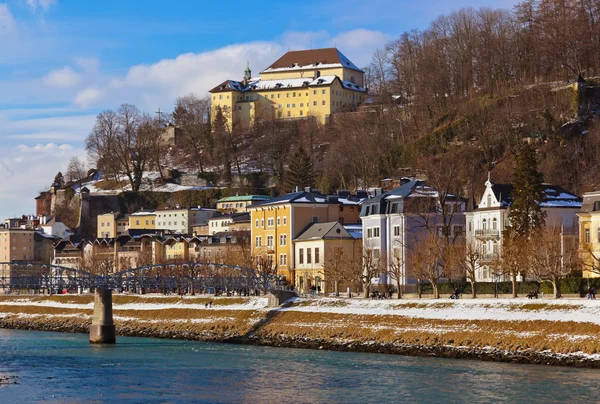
[209,48,367,128]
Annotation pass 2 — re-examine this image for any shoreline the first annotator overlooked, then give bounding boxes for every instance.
[1,314,599,369]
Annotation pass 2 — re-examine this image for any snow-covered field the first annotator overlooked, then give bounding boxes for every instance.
[2,295,600,324]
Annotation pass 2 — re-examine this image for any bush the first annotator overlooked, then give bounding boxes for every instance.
[416,276,600,297]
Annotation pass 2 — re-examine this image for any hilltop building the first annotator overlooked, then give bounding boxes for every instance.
[209,48,368,127]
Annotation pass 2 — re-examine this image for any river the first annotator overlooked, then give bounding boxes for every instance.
[0,329,598,403]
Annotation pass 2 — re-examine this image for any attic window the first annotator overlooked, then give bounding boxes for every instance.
[346,61,350,65]
[317,79,324,84]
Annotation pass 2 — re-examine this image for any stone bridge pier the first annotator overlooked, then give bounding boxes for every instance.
[89,288,116,344]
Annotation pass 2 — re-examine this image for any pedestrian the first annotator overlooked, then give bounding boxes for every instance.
[209,300,213,308]
[593,287,597,300]
[588,287,593,299]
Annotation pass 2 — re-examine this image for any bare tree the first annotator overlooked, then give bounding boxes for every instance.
[65,157,88,184]
[492,232,531,298]
[460,243,482,298]
[360,240,382,298]
[388,242,405,299]
[530,226,575,298]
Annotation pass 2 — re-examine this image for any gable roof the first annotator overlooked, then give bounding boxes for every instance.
[250,191,332,207]
[262,48,363,73]
[294,221,353,241]
[485,183,581,209]
[218,195,271,203]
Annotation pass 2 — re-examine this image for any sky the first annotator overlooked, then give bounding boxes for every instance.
[0,0,521,219]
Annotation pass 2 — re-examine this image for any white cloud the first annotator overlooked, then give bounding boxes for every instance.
[43,66,81,87]
[0,142,85,218]
[16,143,73,152]
[73,87,104,108]
[69,29,389,110]
[25,0,57,12]
[0,4,14,33]
[327,29,392,67]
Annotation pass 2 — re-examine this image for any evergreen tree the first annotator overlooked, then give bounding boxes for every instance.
[53,172,65,188]
[285,146,316,192]
[508,144,546,237]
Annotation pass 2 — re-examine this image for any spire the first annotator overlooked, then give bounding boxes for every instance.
[485,171,493,188]
[244,61,252,81]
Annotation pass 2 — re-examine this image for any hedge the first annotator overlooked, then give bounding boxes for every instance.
[416,276,600,297]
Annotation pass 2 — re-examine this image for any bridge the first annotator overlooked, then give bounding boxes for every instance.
[0,262,289,344]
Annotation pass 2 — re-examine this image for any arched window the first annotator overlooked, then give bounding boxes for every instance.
[487,194,492,207]
[492,218,497,230]
[482,219,487,230]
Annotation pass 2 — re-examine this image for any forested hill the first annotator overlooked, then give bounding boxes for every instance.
[74,1,600,206]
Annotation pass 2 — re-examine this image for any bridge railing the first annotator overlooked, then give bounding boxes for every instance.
[0,262,281,294]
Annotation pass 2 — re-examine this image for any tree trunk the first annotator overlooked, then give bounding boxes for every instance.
[334,280,339,297]
[511,273,518,298]
[553,279,561,299]
[470,280,476,299]
[432,281,439,299]
[396,280,402,299]
[363,282,371,298]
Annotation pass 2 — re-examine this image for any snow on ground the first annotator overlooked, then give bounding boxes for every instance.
[3,296,600,325]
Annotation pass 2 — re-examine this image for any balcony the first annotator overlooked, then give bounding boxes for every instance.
[479,253,499,263]
[475,229,500,239]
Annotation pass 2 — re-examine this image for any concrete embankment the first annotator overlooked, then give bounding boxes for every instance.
[1,295,600,368]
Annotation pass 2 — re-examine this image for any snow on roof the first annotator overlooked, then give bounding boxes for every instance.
[262,48,363,73]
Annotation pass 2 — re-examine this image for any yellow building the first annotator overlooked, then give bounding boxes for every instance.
[129,210,156,230]
[0,228,35,262]
[293,222,361,294]
[248,191,347,284]
[578,191,600,278]
[97,212,130,238]
[209,48,367,128]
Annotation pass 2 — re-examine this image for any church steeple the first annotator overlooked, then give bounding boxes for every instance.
[244,61,252,81]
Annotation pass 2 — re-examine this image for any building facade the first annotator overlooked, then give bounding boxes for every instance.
[465,177,582,282]
[360,180,466,289]
[577,191,600,278]
[216,195,272,213]
[248,192,354,284]
[209,48,367,128]
[155,207,219,235]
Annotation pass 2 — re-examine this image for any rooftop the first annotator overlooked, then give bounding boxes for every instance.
[218,195,272,203]
[262,48,363,73]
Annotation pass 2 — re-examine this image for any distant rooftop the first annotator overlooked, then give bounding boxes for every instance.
[218,195,272,203]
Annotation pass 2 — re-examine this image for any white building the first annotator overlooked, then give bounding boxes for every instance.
[155,207,219,235]
[465,176,582,282]
[40,217,71,239]
[360,180,465,288]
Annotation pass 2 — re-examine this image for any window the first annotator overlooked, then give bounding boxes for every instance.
[277,217,281,226]
[393,226,400,236]
[299,248,304,264]
[585,228,591,243]
[300,103,304,107]
[268,218,274,227]
[261,219,264,227]
[492,218,497,230]
[287,104,290,108]
[454,226,464,236]
[313,101,317,106]
[293,92,296,97]
[300,111,304,116]
[287,111,291,117]
[390,203,398,214]
[307,248,312,264]
[312,216,318,223]
[292,104,296,108]
[469,221,472,232]
[255,237,262,247]
[482,219,487,231]
[367,228,372,238]
[219,95,223,100]
[278,94,281,98]
[597,227,600,243]
[287,93,290,98]
[280,234,287,246]
[487,194,492,207]
[322,100,326,105]
[313,90,317,95]
[283,217,287,225]
[267,235,273,247]
[136,220,140,225]
[280,254,287,266]
[373,227,380,238]
[315,248,320,264]
[255,219,259,228]
[322,90,326,94]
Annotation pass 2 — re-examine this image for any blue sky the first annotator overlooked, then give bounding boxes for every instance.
[0,0,520,219]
